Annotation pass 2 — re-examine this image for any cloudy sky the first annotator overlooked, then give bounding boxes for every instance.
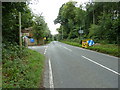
[29,0,89,35]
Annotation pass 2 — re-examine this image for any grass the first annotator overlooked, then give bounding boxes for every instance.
[61,41,119,57]
[2,48,45,88]
[88,44,119,57]
[61,41,82,47]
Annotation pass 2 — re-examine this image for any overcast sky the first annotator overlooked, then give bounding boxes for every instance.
[29,0,89,35]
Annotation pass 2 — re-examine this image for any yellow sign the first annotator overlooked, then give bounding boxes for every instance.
[44,37,46,40]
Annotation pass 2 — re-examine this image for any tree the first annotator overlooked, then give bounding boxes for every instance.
[2,2,33,45]
[32,15,50,44]
[54,1,86,39]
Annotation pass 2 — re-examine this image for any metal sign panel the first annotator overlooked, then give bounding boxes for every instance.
[78,30,83,34]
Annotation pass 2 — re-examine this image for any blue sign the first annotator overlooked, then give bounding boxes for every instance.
[87,40,95,46]
[30,38,34,43]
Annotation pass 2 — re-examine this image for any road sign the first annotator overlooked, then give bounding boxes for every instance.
[30,38,34,43]
[44,37,46,40]
[78,30,83,34]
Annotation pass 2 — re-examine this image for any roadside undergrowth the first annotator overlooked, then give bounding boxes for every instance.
[2,43,45,88]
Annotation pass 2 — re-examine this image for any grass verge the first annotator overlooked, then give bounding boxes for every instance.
[61,41,119,57]
[2,48,45,88]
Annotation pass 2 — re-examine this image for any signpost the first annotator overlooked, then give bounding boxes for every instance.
[44,37,46,40]
[78,30,83,34]
[43,37,46,45]
[78,27,84,44]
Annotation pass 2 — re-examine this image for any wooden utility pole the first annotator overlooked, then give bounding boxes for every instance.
[62,29,63,40]
[93,9,95,24]
[19,12,22,46]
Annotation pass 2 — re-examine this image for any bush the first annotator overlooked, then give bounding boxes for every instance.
[2,43,29,61]
[2,42,45,88]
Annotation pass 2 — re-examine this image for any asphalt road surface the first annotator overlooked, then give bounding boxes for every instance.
[29,41,119,88]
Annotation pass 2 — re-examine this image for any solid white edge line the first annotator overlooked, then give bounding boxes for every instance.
[49,59,54,88]
[82,56,120,75]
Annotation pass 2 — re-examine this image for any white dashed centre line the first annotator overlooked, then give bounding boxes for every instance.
[59,45,72,52]
[44,46,48,54]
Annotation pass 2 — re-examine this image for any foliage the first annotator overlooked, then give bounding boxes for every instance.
[61,40,82,47]
[55,2,119,44]
[2,2,33,44]
[32,15,50,44]
[54,1,85,39]
[2,2,51,45]
[88,24,100,39]
[2,2,46,88]
[88,44,119,57]
[2,43,45,88]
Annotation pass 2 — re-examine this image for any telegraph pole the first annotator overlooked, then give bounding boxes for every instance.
[93,9,95,24]
[91,0,95,24]
[62,29,63,40]
[19,12,22,46]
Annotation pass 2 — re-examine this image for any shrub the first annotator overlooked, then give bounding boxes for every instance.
[2,42,45,88]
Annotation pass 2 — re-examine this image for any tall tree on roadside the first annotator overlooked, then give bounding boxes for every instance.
[2,2,33,45]
[32,15,50,44]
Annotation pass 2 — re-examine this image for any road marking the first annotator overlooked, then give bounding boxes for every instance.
[49,59,54,88]
[59,45,72,52]
[44,46,48,54]
[44,49,47,54]
[82,56,120,75]
[61,42,118,59]
[63,46,72,52]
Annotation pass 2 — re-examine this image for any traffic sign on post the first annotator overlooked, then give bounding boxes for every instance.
[44,37,46,40]
[78,30,83,34]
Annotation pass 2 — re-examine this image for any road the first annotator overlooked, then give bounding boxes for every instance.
[29,41,119,88]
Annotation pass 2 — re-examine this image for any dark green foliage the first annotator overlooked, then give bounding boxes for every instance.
[88,44,119,57]
[54,1,85,39]
[2,2,33,44]
[2,43,45,88]
[55,2,119,44]
[2,2,46,88]
[32,15,51,44]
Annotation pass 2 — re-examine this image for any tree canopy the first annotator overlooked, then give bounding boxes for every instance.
[55,2,119,44]
[2,2,51,45]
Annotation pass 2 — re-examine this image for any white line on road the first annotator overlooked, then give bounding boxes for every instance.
[82,56,120,75]
[49,59,54,88]
[59,45,72,52]
[44,46,48,54]
[60,42,118,59]
[63,46,72,52]
[68,44,118,59]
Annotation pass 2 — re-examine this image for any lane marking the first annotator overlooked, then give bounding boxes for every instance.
[60,42,118,59]
[59,45,72,52]
[82,56,120,75]
[63,46,72,52]
[44,46,48,54]
[49,59,54,88]
[44,49,47,54]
